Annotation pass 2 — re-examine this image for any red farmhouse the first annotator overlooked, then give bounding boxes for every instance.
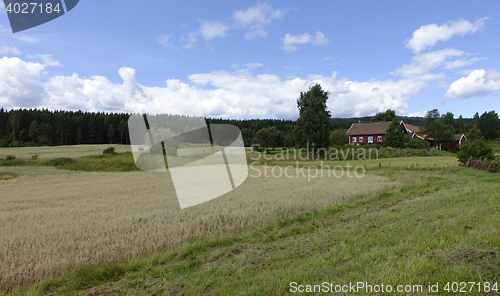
[346,121,391,145]
[346,120,466,151]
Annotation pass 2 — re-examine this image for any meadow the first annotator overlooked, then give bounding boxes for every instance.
[4,167,499,296]
[1,144,498,295]
[0,165,392,291]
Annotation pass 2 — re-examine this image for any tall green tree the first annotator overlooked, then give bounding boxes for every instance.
[441,112,456,133]
[423,109,455,148]
[383,120,405,148]
[477,111,500,140]
[293,84,331,158]
[28,120,39,144]
[10,111,19,141]
[457,115,466,134]
[76,126,83,144]
[108,124,115,144]
[372,109,397,122]
[118,119,127,144]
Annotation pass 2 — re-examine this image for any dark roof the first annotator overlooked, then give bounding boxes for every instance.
[347,121,392,136]
[454,134,465,141]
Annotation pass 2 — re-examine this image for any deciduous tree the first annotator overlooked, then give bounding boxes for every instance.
[383,120,405,148]
[293,84,331,158]
[372,109,396,122]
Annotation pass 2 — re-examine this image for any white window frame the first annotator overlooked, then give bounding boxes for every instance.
[368,136,373,143]
[359,136,363,143]
[377,136,382,142]
[352,136,357,143]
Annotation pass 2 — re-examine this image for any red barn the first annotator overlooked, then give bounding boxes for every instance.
[436,134,467,151]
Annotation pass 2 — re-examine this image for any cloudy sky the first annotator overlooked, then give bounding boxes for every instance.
[0,0,499,119]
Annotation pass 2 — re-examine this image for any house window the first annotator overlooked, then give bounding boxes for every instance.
[377,136,382,142]
[368,136,373,143]
[352,137,357,143]
[359,136,363,142]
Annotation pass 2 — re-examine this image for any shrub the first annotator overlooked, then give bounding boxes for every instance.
[0,155,26,166]
[457,140,494,164]
[5,155,16,160]
[43,157,78,167]
[407,138,429,149]
[103,147,116,155]
[31,154,39,160]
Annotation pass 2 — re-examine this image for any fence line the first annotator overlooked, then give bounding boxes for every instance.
[464,158,500,173]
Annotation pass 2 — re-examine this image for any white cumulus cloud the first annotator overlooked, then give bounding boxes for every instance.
[393,48,465,77]
[0,56,424,119]
[0,57,46,108]
[445,69,500,99]
[189,70,423,118]
[282,31,329,53]
[3,44,490,120]
[232,3,285,40]
[407,111,429,117]
[406,18,488,54]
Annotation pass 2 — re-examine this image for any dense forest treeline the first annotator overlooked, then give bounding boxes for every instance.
[0,108,497,148]
[0,108,296,147]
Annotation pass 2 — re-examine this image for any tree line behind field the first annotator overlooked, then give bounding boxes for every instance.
[0,108,296,148]
[0,105,498,150]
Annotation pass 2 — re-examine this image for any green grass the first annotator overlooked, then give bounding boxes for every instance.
[0,152,140,172]
[1,146,459,173]
[7,167,500,295]
[250,154,459,171]
[488,139,500,155]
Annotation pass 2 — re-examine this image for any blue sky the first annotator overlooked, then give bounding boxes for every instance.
[0,0,499,119]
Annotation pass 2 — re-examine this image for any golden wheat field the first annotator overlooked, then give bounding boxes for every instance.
[0,144,132,159]
[0,166,394,291]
